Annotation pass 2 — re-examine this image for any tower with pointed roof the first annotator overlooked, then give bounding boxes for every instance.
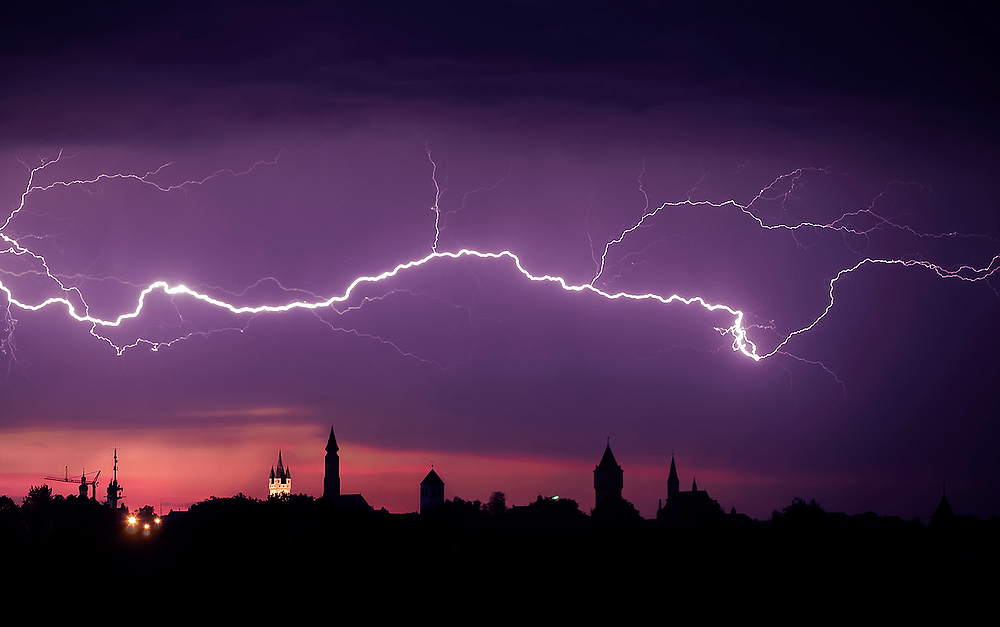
[321,425,372,511]
[324,426,340,499]
[930,483,955,527]
[657,455,721,524]
[594,440,624,509]
[269,451,291,496]
[667,455,679,501]
[420,467,445,514]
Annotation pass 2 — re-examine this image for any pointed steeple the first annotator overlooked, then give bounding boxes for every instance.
[667,455,679,500]
[269,450,292,496]
[324,425,341,499]
[931,482,955,526]
[326,426,339,454]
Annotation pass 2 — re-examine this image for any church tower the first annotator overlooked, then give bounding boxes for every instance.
[420,467,444,514]
[269,451,291,496]
[324,426,340,499]
[667,455,679,501]
[594,440,624,509]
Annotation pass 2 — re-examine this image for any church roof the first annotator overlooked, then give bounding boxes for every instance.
[668,456,679,482]
[421,469,444,486]
[333,493,372,512]
[595,443,622,472]
[273,451,289,480]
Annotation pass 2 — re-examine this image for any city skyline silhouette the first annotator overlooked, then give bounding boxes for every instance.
[0,2,997,524]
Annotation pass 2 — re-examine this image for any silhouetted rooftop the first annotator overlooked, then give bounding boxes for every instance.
[421,469,444,486]
[595,443,621,472]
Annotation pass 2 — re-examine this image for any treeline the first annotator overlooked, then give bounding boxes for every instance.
[2,486,997,600]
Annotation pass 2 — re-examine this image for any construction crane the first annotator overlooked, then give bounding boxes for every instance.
[44,467,102,500]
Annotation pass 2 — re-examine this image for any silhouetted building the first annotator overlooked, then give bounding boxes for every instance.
[930,483,955,527]
[269,451,291,496]
[420,468,444,514]
[594,441,623,509]
[322,425,372,511]
[657,455,722,525]
[667,456,679,500]
[106,448,123,509]
[324,427,340,499]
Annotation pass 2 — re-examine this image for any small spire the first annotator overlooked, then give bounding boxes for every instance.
[668,456,678,482]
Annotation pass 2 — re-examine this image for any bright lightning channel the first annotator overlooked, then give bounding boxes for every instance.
[1,151,997,371]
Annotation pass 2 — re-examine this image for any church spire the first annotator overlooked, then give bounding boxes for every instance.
[326,426,339,454]
[268,450,291,496]
[324,425,340,499]
[667,455,679,500]
[931,482,955,526]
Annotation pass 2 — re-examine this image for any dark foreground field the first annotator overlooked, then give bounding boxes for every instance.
[2,492,996,614]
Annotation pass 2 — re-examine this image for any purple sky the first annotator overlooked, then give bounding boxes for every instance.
[1,2,997,519]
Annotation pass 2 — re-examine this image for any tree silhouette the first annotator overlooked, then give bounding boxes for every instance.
[591,495,643,528]
[772,497,841,549]
[484,491,507,518]
[0,494,16,513]
[22,484,53,508]
[772,497,829,526]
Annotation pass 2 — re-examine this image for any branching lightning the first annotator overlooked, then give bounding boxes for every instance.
[1,149,997,382]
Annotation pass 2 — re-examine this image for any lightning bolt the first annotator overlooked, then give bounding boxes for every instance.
[1,149,997,384]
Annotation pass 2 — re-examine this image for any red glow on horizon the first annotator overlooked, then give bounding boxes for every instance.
[0,422,877,518]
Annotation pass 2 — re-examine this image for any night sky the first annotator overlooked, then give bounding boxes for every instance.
[1,1,997,520]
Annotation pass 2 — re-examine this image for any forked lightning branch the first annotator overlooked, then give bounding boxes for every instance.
[1,151,997,372]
